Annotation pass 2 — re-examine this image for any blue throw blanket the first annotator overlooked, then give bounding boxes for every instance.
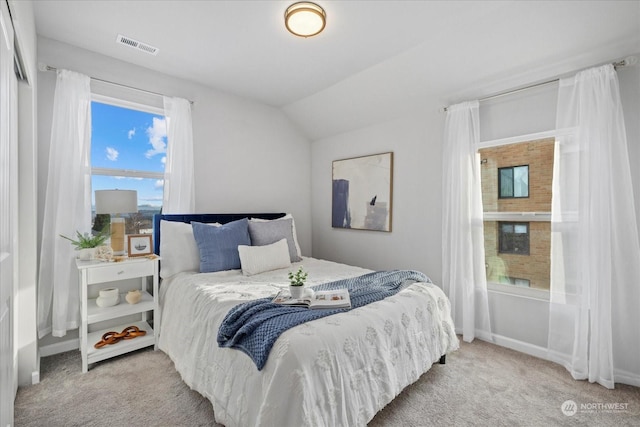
[217,270,430,370]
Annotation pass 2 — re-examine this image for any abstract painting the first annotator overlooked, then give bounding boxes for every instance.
[332,152,393,232]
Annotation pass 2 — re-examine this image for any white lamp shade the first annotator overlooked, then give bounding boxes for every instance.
[95,190,138,215]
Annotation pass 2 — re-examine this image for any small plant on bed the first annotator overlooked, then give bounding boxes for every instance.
[288,266,308,286]
[288,267,308,299]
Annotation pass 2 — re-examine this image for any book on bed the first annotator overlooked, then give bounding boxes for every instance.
[272,288,351,309]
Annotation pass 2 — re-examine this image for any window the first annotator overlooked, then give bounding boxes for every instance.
[91,98,166,235]
[479,136,554,291]
[498,276,531,287]
[499,165,529,198]
[499,222,529,255]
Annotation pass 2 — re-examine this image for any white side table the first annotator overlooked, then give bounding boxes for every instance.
[76,256,160,373]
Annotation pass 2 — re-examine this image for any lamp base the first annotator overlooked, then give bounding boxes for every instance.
[111,217,126,256]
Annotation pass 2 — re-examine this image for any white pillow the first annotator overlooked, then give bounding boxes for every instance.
[250,214,302,259]
[159,220,220,278]
[238,238,291,276]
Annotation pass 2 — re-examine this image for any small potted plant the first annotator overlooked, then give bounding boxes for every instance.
[288,266,308,299]
[60,229,110,260]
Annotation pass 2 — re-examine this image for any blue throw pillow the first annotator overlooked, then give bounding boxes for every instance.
[192,219,251,272]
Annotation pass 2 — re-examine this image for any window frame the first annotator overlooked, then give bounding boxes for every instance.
[90,94,166,235]
[498,164,529,199]
[498,221,530,255]
[90,93,166,182]
[477,129,562,300]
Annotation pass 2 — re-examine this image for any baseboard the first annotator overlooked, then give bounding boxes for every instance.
[39,338,79,358]
[454,327,496,344]
[483,334,640,387]
[483,333,549,360]
[613,368,640,387]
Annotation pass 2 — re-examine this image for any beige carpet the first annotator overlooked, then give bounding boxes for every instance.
[15,339,640,426]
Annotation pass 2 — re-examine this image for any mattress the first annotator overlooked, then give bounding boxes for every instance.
[158,256,459,426]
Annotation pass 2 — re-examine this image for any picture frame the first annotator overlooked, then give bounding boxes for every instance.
[332,152,393,232]
[127,234,153,257]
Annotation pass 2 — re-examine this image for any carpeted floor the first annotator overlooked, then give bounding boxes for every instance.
[14,338,640,426]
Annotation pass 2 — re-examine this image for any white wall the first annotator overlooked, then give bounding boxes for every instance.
[618,65,640,243]
[615,64,640,381]
[36,37,311,347]
[310,61,640,369]
[479,82,558,142]
[311,104,444,285]
[192,92,311,222]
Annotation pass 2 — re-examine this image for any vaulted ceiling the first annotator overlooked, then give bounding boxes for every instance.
[33,1,640,140]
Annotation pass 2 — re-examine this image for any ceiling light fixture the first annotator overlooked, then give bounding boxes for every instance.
[285,2,326,38]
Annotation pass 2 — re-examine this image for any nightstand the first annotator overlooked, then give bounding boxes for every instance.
[76,256,160,373]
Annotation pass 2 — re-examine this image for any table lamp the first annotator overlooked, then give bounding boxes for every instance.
[95,189,138,256]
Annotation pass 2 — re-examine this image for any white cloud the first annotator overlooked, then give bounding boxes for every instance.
[154,179,164,190]
[145,117,167,158]
[161,156,166,165]
[140,195,163,204]
[105,147,119,161]
[128,128,136,139]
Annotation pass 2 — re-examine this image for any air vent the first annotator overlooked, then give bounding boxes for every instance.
[116,34,159,56]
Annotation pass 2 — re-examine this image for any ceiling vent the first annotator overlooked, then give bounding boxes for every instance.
[116,34,159,56]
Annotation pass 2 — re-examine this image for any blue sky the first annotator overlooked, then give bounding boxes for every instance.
[91,101,166,207]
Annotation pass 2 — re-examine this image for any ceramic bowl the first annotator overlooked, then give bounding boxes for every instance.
[96,288,120,307]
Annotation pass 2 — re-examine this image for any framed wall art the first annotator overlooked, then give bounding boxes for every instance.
[332,152,393,232]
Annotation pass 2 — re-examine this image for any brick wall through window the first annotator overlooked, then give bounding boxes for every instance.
[479,138,554,290]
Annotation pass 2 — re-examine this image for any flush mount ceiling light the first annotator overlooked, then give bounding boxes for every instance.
[285,2,326,38]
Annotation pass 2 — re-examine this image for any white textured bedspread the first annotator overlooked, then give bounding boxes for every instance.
[159,257,459,426]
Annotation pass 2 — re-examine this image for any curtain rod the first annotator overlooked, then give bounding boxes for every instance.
[42,65,194,105]
[442,57,636,112]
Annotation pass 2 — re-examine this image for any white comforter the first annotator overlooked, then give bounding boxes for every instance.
[158,257,459,426]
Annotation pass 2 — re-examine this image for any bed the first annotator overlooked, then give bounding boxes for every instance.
[153,213,459,426]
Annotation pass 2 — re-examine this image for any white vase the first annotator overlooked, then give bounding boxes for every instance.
[290,285,304,299]
[96,287,119,307]
[77,247,95,261]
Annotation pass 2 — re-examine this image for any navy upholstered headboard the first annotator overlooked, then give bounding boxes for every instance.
[152,213,287,255]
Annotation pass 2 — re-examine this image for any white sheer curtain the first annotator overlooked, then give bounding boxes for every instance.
[162,96,195,213]
[442,101,492,342]
[37,69,92,338]
[549,64,640,388]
